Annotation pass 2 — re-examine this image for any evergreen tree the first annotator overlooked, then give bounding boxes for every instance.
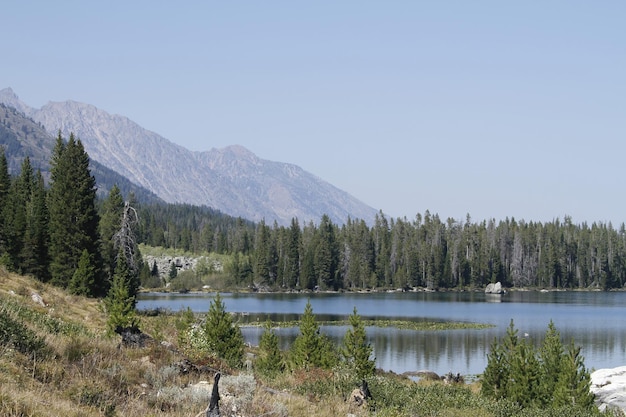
[552,342,594,409]
[0,147,10,260]
[290,299,338,370]
[105,247,139,334]
[285,218,301,288]
[68,249,97,296]
[2,157,35,270]
[253,220,271,285]
[481,337,509,400]
[341,306,375,380]
[203,293,244,368]
[538,320,565,405]
[2,179,26,270]
[168,262,178,280]
[99,185,124,281]
[508,337,541,407]
[256,319,284,377]
[48,133,103,295]
[314,215,339,290]
[21,171,50,281]
[482,320,595,411]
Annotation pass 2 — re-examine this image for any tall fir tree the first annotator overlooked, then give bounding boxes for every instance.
[99,185,124,282]
[48,133,103,296]
[285,218,301,288]
[0,147,10,260]
[2,157,34,271]
[21,171,50,281]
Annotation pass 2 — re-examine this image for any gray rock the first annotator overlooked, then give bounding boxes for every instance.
[591,366,626,413]
[485,282,503,294]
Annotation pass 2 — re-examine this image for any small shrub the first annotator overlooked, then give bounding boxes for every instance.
[0,307,47,357]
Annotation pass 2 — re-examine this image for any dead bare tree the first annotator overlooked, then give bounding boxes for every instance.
[113,201,140,276]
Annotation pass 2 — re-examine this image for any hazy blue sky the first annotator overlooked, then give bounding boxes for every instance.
[3,1,625,224]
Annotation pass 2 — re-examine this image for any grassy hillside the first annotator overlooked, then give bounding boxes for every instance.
[0,267,617,417]
[0,268,367,417]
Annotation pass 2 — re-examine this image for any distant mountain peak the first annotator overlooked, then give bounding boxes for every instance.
[0,88,29,115]
[0,88,378,225]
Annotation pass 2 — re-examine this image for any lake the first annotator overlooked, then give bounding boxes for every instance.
[136,290,626,377]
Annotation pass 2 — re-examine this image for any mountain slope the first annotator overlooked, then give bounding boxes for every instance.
[0,102,164,204]
[0,88,378,225]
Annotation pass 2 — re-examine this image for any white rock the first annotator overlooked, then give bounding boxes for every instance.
[591,366,626,413]
[31,291,46,306]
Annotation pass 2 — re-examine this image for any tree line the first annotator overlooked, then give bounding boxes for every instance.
[3,136,626,293]
[0,134,140,303]
[137,205,626,291]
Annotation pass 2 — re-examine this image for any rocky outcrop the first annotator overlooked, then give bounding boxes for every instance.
[142,255,223,281]
[485,282,504,294]
[591,366,626,413]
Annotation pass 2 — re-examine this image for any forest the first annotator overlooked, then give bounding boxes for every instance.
[136,204,626,292]
[2,137,626,295]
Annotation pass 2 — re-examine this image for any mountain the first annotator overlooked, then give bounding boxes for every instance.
[0,88,378,226]
[0,102,164,204]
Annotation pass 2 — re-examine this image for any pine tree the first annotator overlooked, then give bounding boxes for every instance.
[342,306,375,380]
[21,171,50,281]
[2,157,34,270]
[105,248,139,334]
[285,218,301,288]
[99,185,124,282]
[203,293,244,368]
[508,337,541,408]
[314,215,339,290]
[168,262,178,280]
[68,249,97,296]
[538,320,564,405]
[0,147,10,260]
[290,299,338,370]
[552,342,594,409]
[256,319,284,377]
[482,320,595,411]
[482,320,518,401]
[48,133,103,295]
[481,337,509,400]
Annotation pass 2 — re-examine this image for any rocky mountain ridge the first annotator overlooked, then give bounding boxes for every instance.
[0,87,378,226]
[0,102,163,203]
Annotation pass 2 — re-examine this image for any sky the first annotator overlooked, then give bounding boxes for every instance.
[3,1,625,225]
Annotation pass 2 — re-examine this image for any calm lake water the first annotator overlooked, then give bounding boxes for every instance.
[136,291,626,377]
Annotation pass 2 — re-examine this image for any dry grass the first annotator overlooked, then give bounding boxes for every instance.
[1,268,614,417]
[0,269,351,417]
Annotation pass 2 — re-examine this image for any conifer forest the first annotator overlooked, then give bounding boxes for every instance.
[2,137,626,294]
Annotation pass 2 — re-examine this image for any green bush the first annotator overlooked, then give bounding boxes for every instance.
[0,305,47,357]
[255,319,285,378]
